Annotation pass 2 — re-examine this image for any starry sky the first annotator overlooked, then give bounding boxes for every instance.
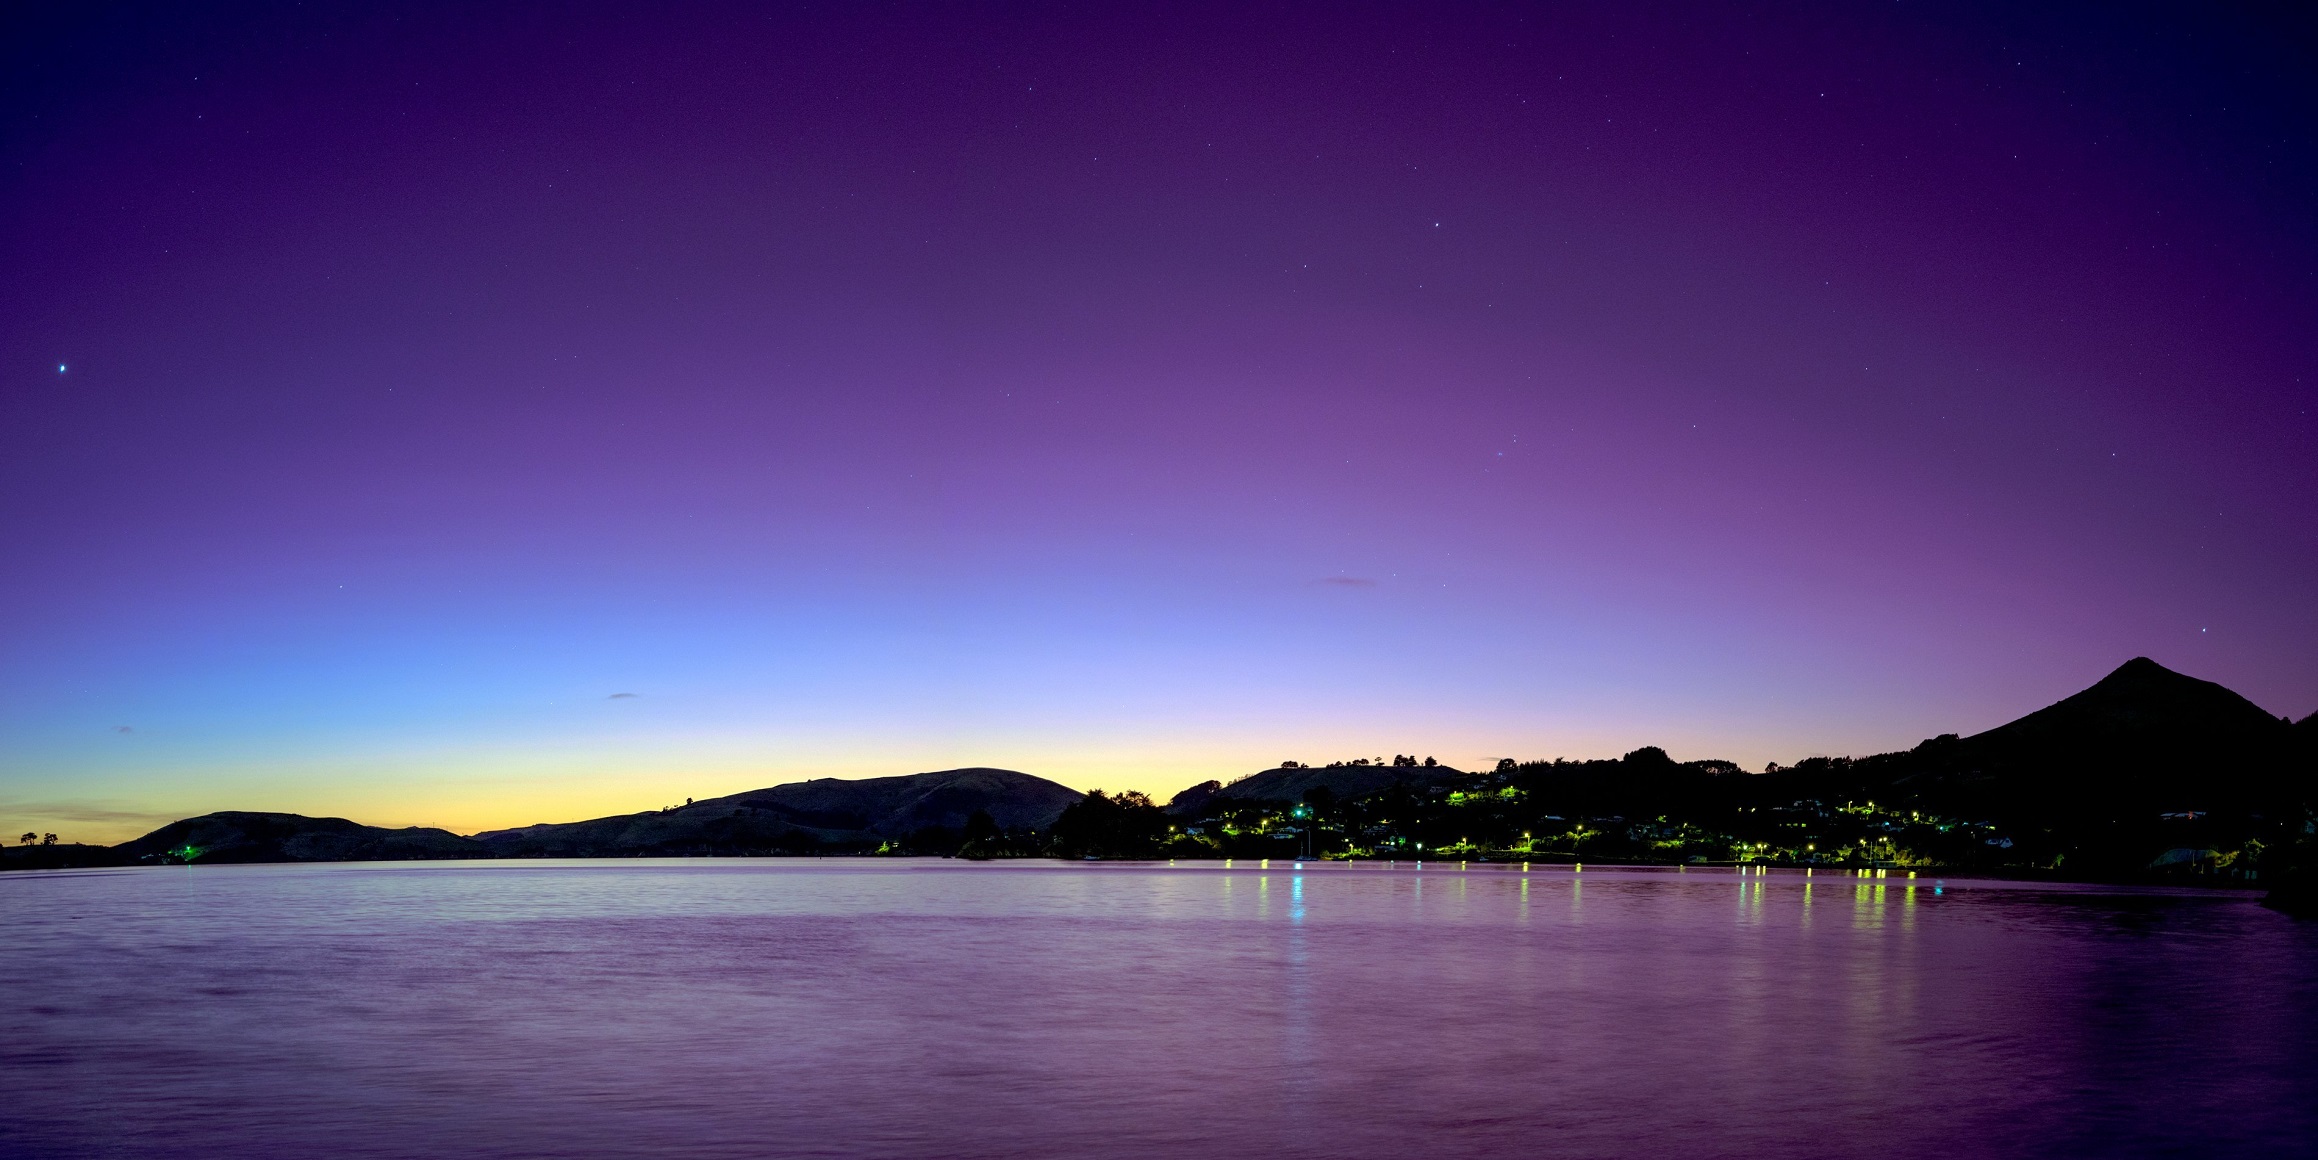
[4,2,2315,842]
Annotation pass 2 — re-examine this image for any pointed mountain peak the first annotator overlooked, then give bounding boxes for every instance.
[1972,657,2287,754]
[2068,657,2263,712]
[2074,655,2262,708]
[2093,656,2185,687]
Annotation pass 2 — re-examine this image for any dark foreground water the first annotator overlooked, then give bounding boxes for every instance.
[2,860,2313,1159]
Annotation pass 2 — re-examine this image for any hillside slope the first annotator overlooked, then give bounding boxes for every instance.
[476,768,1082,856]
[116,812,487,863]
[1169,763,1469,814]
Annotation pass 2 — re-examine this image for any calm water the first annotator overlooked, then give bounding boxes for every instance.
[2,860,2313,1159]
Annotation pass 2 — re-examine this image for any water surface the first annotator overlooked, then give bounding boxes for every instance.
[3,860,2312,1158]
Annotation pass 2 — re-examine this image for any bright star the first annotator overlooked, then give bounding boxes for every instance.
[57,364,66,373]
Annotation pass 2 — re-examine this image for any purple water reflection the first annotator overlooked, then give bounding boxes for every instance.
[3,861,2312,1158]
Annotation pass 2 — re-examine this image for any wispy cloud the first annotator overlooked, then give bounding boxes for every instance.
[114,725,135,734]
[0,801,179,826]
[607,692,639,699]
[1316,576,1376,588]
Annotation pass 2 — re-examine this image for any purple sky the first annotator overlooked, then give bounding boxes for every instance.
[5,2,2315,840]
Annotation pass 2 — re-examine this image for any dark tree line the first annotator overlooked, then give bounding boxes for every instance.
[1047,791,1177,859]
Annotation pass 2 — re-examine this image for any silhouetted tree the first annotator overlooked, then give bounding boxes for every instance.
[962,809,998,845]
[41,834,56,846]
[18,832,32,846]
[905,824,956,854]
[2261,808,2318,917]
[771,829,821,854]
[1048,790,1170,858]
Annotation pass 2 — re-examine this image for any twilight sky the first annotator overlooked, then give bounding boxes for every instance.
[4,2,2315,841]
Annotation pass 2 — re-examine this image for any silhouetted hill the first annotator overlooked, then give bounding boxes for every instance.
[1168,763,1469,814]
[1891,657,2302,825]
[476,768,1082,856]
[1702,658,2318,881]
[1143,660,2313,886]
[116,812,486,864]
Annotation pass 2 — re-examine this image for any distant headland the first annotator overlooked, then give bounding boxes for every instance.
[8,659,2314,914]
